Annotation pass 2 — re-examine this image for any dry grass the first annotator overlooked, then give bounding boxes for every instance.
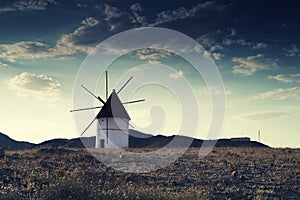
[0,147,299,199]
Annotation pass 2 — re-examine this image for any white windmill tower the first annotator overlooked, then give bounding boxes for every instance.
[71,71,144,148]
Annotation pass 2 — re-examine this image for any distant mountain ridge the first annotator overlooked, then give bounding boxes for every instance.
[0,130,269,150]
[0,132,35,150]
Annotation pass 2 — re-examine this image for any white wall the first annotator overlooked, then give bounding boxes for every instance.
[96,117,129,148]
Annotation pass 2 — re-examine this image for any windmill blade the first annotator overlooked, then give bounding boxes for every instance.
[128,122,135,129]
[117,76,133,94]
[122,99,145,105]
[81,85,106,104]
[106,71,108,100]
[70,106,102,112]
[80,117,97,136]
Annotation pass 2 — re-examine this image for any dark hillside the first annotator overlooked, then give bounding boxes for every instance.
[0,132,35,150]
[0,130,269,150]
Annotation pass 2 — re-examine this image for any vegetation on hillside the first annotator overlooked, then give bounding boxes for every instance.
[0,147,299,199]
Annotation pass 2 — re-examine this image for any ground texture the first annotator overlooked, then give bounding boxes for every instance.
[0,147,299,199]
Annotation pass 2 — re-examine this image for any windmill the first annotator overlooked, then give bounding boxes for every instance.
[71,71,145,148]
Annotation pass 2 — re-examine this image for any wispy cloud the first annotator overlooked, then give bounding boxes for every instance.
[130,3,148,26]
[212,52,223,60]
[0,41,52,62]
[8,72,61,101]
[0,17,100,62]
[222,28,269,50]
[229,28,236,36]
[0,62,8,67]
[238,111,292,121]
[232,54,278,76]
[0,0,56,12]
[254,87,300,100]
[147,60,161,65]
[268,73,300,83]
[284,44,300,57]
[222,38,269,50]
[204,51,224,60]
[197,33,217,47]
[198,30,268,61]
[152,7,190,26]
[197,34,225,60]
[56,17,100,53]
[151,1,227,26]
[0,2,233,62]
[252,42,269,50]
[103,4,123,21]
[101,2,226,29]
[131,48,173,63]
[102,4,134,31]
[169,70,184,79]
[210,52,224,60]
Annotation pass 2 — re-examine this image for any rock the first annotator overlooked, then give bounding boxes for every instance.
[0,147,5,159]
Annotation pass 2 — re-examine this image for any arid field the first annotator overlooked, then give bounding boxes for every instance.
[0,147,299,199]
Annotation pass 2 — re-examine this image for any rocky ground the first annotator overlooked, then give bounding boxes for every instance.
[0,147,299,199]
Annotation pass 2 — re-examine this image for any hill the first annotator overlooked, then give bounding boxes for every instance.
[128,130,269,148]
[0,132,35,150]
[0,130,269,150]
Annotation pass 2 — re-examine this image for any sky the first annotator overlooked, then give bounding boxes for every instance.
[0,0,299,147]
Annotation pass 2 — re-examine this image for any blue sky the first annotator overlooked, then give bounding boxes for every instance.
[0,0,299,147]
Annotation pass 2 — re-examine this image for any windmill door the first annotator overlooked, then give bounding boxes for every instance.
[100,139,105,148]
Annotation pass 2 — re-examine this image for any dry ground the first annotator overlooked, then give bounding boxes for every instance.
[0,147,299,199]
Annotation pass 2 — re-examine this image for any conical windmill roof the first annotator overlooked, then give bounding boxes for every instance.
[97,90,131,120]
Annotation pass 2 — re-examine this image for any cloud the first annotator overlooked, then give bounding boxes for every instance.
[222,29,269,50]
[76,3,87,8]
[0,41,53,62]
[222,38,269,50]
[56,17,100,53]
[151,1,227,26]
[238,111,292,121]
[268,74,300,83]
[153,7,190,26]
[232,54,278,76]
[102,4,133,31]
[0,0,56,12]
[229,28,236,36]
[252,42,269,49]
[203,51,211,58]
[0,2,255,63]
[103,4,123,21]
[131,48,173,63]
[130,3,148,26]
[203,51,224,60]
[147,60,161,65]
[284,44,300,57]
[8,72,61,101]
[253,87,300,100]
[169,70,184,79]
[197,33,225,60]
[0,2,234,62]
[0,62,8,67]
[197,34,216,48]
[0,17,101,62]
[212,52,224,60]
[235,39,252,46]
[209,44,223,52]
